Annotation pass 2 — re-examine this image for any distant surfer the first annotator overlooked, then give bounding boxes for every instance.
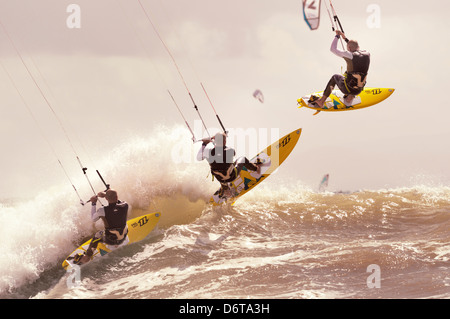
[312,30,370,108]
[197,132,262,198]
[72,189,129,264]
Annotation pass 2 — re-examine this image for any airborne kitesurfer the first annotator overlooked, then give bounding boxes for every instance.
[313,30,370,107]
[197,132,262,198]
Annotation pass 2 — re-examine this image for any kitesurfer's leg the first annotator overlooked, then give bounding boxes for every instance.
[211,171,232,198]
[235,157,262,175]
[342,87,362,105]
[84,231,104,258]
[72,232,103,264]
[218,182,231,197]
[315,74,342,107]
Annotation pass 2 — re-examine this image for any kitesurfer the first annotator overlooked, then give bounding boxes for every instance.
[73,189,129,264]
[313,30,370,107]
[197,132,262,198]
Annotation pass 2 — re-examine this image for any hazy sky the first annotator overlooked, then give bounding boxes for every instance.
[1,0,449,199]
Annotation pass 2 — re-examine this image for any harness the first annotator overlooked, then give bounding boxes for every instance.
[103,201,129,245]
[104,225,129,246]
[344,50,370,93]
[344,72,367,93]
[207,146,236,183]
[211,165,238,184]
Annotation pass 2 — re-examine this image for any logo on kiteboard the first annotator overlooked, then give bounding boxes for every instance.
[276,135,291,149]
[131,216,149,228]
[370,88,381,95]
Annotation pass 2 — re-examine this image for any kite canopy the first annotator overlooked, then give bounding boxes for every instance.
[253,89,264,103]
[319,173,329,192]
[302,0,321,30]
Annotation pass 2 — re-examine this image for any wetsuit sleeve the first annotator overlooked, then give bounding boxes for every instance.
[196,142,212,161]
[123,201,130,219]
[91,205,105,222]
[330,36,353,60]
[196,143,207,161]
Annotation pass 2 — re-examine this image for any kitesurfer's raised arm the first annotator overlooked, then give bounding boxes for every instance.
[89,193,104,222]
[330,31,352,60]
[196,137,214,161]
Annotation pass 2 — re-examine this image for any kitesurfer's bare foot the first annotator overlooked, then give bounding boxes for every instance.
[72,252,91,265]
[254,158,263,175]
[315,96,326,108]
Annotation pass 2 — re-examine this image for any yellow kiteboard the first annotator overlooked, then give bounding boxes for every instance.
[298,87,395,115]
[210,128,302,206]
[62,212,160,270]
